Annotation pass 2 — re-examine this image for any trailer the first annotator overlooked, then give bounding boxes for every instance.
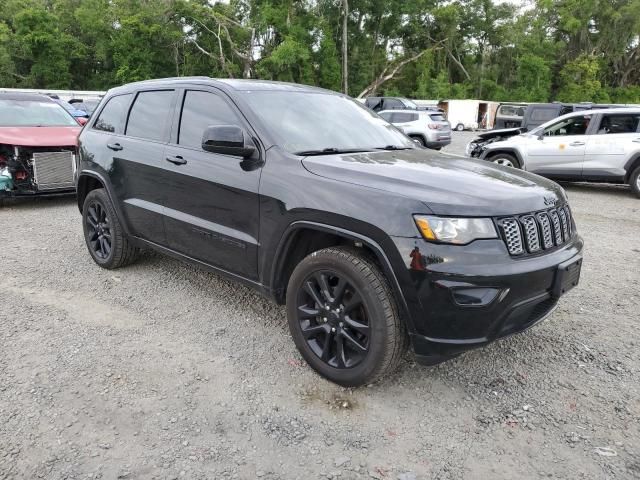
[437,99,499,131]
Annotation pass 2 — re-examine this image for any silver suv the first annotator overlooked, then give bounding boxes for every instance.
[467,108,640,197]
[379,109,451,150]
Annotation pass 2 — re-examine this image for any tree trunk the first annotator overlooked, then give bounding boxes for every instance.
[342,0,349,94]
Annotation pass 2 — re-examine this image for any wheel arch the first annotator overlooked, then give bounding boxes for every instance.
[76,170,131,236]
[269,221,415,332]
[624,153,640,182]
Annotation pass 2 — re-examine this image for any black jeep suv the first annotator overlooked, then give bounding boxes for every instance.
[76,78,583,387]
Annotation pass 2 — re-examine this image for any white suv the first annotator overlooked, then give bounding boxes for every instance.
[379,109,451,149]
[466,108,640,197]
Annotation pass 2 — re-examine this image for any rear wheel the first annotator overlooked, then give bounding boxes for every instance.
[630,166,640,198]
[286,247,407,387]
[82,188,139,269]
[411,136,427,147]
[490,152,520,168]
[455,123,464,131]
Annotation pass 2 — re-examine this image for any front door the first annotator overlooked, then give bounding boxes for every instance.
[162,89,262,280]
[525,114,591,178]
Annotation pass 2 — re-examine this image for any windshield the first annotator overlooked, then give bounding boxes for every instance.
[0,99,78,127]
[243,91,415,154]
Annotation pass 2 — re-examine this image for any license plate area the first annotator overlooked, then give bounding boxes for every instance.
[552,256,582,298]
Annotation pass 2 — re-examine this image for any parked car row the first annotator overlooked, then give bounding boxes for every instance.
[5,79,637,387]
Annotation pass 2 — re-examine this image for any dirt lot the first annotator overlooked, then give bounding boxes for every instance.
[1,132,639,479]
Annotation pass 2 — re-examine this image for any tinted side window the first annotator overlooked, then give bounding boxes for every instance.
[393,113,417,123]
[126,90,175,141]
[531,107,560,122]
[597,114,640,134]
[384,99,403,110]
[93,94,131,134]
[178,90,242,149]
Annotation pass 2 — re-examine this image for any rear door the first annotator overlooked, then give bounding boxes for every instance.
[161,88,262,280]
[116,89,177,244]
[524,114,591,178]
[84,91,173,244]
[583,112,640,180]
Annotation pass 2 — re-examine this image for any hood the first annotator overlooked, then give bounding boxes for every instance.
[475,127,526,140]
[301,149,566,216]
[0,126,81,147]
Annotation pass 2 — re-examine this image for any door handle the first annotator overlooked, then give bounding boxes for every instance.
[569,141,585,146]
[165,155,187,165]
[107,142,123,151]
[632,138,640,143]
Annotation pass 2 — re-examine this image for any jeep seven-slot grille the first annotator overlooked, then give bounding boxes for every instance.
[498,205,574,256]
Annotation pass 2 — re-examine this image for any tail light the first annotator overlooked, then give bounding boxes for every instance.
[428,123,442,130]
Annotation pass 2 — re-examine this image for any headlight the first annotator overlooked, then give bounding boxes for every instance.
[465,143,473,155]
[414,215,497,245]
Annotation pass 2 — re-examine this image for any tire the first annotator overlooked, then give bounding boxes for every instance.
[286,246,408,387]
[489,152,520,168]
[82,188,139,269]
[630,166,640,198]
[455,123,464,131]
[411,136,427,147]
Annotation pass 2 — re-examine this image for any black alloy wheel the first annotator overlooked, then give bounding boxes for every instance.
[85,201,112,259]
[82,188,139,269]
[296,270,370,369]
[286,247,407,387]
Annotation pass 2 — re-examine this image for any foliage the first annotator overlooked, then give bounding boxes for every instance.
[1,0,640,103]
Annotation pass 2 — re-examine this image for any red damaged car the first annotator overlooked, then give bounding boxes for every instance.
[0,93,84,200]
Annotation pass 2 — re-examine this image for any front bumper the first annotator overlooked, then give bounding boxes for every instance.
[390,235,583,364]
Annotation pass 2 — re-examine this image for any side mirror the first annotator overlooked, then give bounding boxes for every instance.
[76,117,88,126]
[202,125,256,159]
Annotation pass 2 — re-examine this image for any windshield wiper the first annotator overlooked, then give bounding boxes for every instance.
[295,147,373,156]
[374,145,413,151]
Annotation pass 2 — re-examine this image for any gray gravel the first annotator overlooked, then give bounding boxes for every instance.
[1,133,639,479]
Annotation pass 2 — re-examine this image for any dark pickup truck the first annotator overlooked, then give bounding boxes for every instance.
[75,78,583,386]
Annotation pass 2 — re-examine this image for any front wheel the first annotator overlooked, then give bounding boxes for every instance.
[455,123,464,131]
[286,247,407,387]
[630,166,640,198]
[490,153,520,168]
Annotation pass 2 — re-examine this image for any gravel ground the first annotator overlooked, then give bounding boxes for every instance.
[1,132,639,479]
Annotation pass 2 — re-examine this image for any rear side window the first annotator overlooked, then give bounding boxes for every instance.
[392,113,418,123]
[126,90,175,141]
[93,94,131,134]
[178,90,242,149]
[429,114,446,121]
[597,114,640,134]
[379,111,393,122]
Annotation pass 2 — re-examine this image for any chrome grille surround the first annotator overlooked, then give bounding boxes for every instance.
[499,205,574,257]
[548,209,563,245]
[520,215,541,253]
[536,212,555,249]
[500,218,524,255]
[32,151,75,191]
[558,207,569,241]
